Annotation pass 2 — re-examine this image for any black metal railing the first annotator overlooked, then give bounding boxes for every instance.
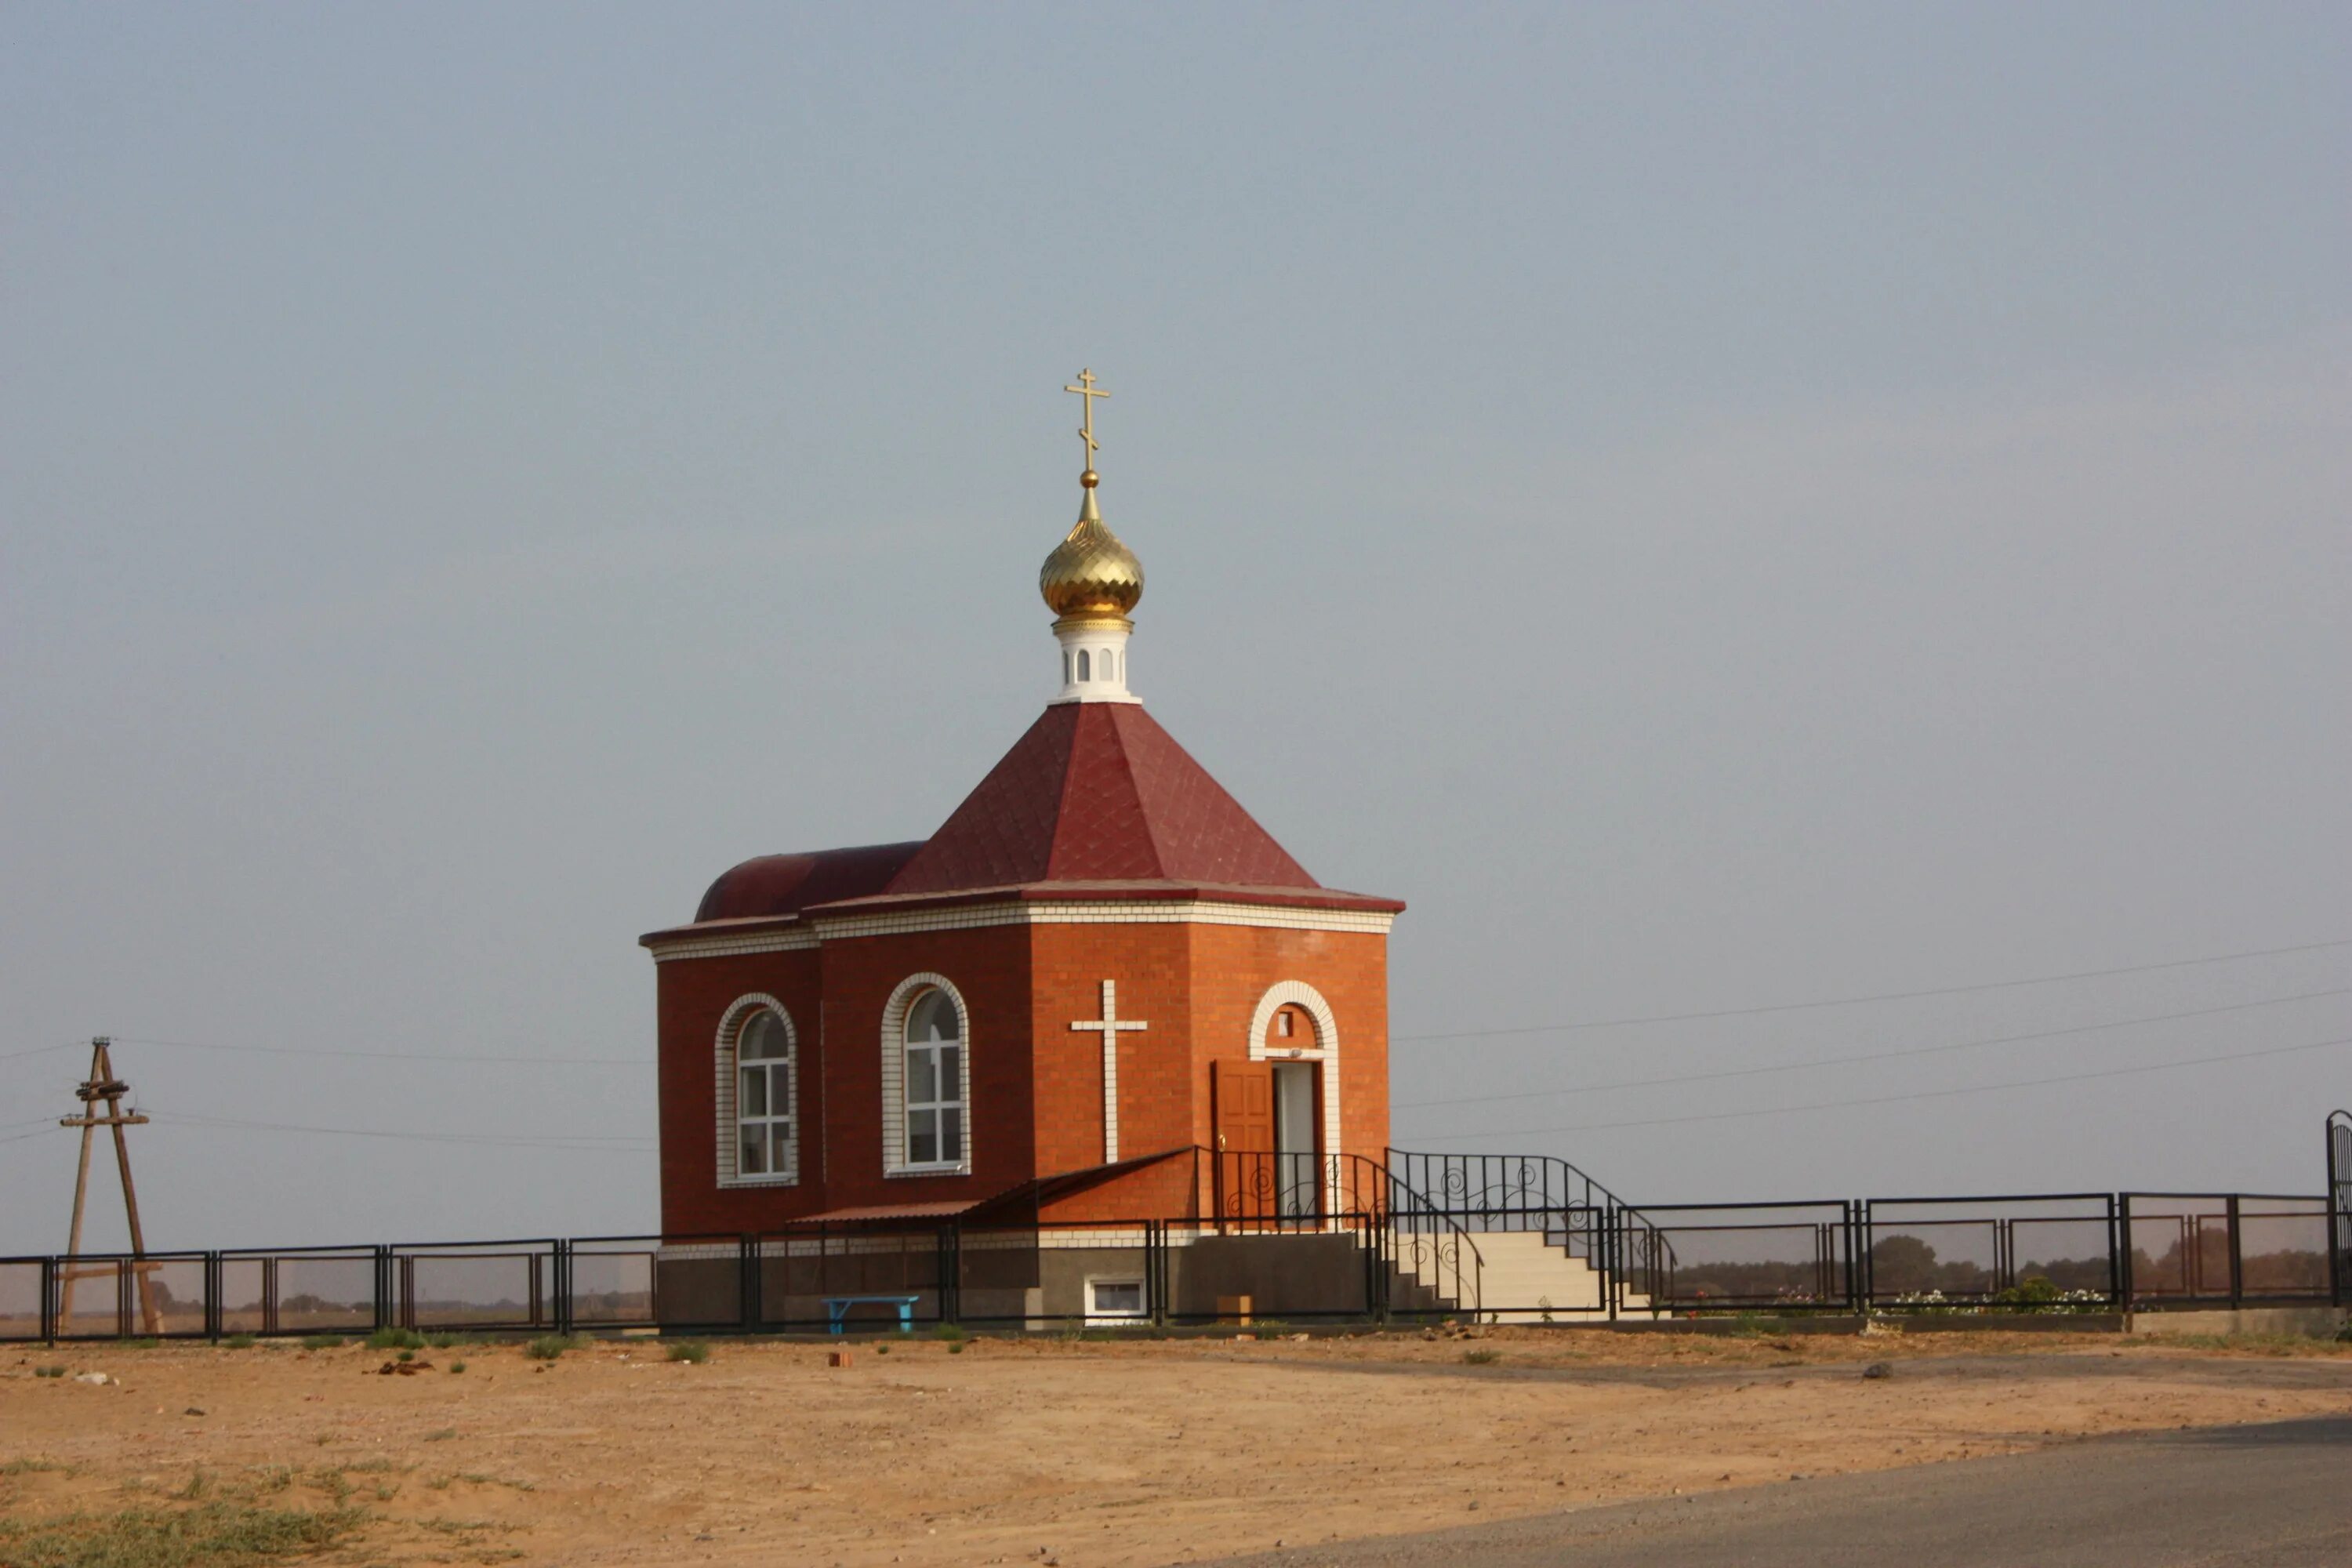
[1860,1195,2116,1305]
[1606,1201,1857,1311]
[1386,1148,1668,1318]
[7,1127,2344,1339]
[1207,1148,1483,1319]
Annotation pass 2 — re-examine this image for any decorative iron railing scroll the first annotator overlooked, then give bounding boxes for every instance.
[1388,1148,1670,1316]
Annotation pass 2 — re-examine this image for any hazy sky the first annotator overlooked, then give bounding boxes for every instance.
[4,4,2347,1254]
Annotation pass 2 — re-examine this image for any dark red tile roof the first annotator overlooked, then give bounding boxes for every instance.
[884,704,1319,895]
[644,704,1401,946]
[695,840,927,923]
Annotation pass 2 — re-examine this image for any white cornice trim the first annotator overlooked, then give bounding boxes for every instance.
[648,898,1395,962]
[645,926,819,963]
[813,899,1396,942]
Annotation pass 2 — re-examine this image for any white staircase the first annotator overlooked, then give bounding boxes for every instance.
[1380,1151,1658,1321]
[1391,1226,1647,1319]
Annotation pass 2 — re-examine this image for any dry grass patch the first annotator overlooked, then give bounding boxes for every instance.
[0,1500,366,1568]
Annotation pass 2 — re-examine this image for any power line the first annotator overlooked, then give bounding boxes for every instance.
[1398,1033,2352,1145]
[0,1041,85,1063]
[106,1036,649,1066]
[147,1111,655,1152]
[1395,986,2352,1112]
[15,940,2341,1075]
[1392,938,2352,1046]
[2,1036,648,1069]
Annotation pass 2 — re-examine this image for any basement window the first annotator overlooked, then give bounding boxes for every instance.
[1087,1277,1146,1322]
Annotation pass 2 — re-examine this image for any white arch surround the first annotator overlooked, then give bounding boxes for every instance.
[880,972,973,1177]
[1247,980,1342,1163]
[713,993,797,1188]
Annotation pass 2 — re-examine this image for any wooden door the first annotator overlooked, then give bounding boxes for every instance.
[1213,1061,1276,1226]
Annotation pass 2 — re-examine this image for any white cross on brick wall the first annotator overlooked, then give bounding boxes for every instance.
[1073,979,1149,1163]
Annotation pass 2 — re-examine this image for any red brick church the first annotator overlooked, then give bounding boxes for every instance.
[641,377,1403,1246]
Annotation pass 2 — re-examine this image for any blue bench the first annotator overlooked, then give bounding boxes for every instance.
[822,1294,922,1334]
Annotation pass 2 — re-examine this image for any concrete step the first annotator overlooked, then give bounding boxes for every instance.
[1392,1227,1650,1318]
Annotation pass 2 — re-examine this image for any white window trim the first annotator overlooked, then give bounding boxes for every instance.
[880,972,973,1178]
[714,993,798,1188]
[1085,1275,1149,1323]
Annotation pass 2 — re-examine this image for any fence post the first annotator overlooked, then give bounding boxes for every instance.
[2330,1119,2344,1305]
[2226,1195,2244,1308]
[1146,1221,1165,1327]
[1358,1207,1374,1323]
[2117,1195,2134,1309]
[936,1224,960,1327]
[40,1256,56,1344]
[739,1235,760,1334]
[372,1247,392,1334]
[1853,1213,1872,1316]
[554,1241,573,1337]
[2332,1179,2347,1311]
[1602,1203,1618,1323]
[205,1252,221,1342]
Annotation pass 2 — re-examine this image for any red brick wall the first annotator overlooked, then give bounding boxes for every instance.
[1028,923,1195,1174]
[1185,924,1392,1166]
[1026,920,1391,1186]
[813,924,1036,1211]
[654,946,825,1236]
[655,913,1390,1236]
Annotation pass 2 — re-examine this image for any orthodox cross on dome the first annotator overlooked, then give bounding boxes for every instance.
[1072,978,1147,1163]
[1064,368,1109,481]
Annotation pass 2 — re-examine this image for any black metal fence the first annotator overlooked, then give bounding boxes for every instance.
[5,1131,2346,1341]
[0,1206,1477,1343]
[1580,1190,2338,1317]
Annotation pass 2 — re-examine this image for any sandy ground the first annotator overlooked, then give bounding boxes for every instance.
[5,1327,2350,1566]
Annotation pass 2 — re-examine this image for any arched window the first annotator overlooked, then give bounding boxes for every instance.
[737,1009,794,1177]
[1062,650,1073,684]
[881,975,971,1177]
[902,989,964,1167]
[716,996,797,1186]
[1099,649,1115,681]
[1076,649,1091,682]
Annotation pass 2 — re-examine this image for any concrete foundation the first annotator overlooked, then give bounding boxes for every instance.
[2126,1305,2347,1338]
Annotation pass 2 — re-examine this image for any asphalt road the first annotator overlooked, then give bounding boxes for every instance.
[1200,1415,2352,1568]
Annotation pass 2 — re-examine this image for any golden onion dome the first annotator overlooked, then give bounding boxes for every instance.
[1039,475,1143,622]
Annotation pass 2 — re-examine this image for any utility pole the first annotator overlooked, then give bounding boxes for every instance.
[57,1037,162,1334]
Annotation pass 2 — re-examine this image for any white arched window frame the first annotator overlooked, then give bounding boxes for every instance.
[1247,980,1343,1171]
[881,973,973,1177]
[714,994,798,1187]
